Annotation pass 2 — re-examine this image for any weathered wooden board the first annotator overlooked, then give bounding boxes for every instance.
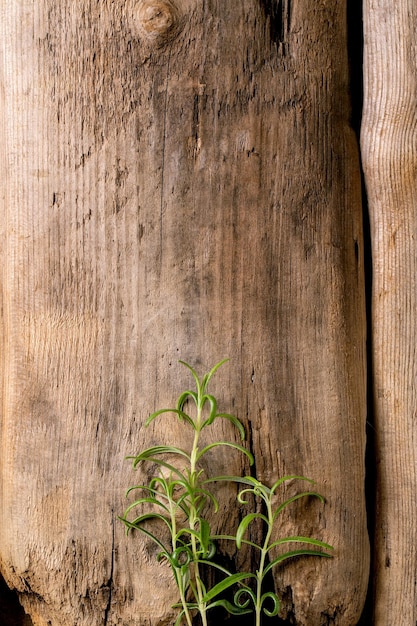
[361,1,417,623]
[0,1,369,624]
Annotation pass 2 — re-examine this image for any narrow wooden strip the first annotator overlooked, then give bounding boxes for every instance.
[362,1,417,623]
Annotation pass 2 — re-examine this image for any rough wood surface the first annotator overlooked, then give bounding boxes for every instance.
[1,2,369,624]
[361,1,417,624]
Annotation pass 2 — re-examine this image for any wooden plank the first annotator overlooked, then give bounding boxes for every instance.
[361,1,417,623]
[0,1,369,624]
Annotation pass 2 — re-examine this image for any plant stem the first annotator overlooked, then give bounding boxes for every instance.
[179,582,194,626]
[168,495,193,626]
[188,405,208,626]
[255,498,274,626]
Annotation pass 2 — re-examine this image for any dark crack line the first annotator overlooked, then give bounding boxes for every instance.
[246,415,257,481]
[159,48,172,259]
[103,512,115,625]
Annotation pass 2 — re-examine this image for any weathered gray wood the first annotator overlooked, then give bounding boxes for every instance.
[361,1,417,623]
[0,1,369,624]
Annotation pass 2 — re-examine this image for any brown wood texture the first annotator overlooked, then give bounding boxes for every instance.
[0,2,369,624]
[361,1,417,624]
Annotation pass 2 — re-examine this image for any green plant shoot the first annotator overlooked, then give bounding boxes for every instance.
[120,360,333,626]
[120,359,254,626]
[211,475,334,626]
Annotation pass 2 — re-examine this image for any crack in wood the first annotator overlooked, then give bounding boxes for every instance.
[259,0,291,46]
[159,49,172,262]
[103,513,115,625]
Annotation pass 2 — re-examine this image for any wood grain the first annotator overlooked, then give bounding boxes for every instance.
[1,1,368,624]
[361,1,417,623]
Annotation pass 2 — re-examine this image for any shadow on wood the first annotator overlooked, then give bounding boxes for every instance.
[0,574,33,626]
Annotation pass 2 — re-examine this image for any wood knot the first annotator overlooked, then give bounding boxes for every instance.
[136,0,183,46]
